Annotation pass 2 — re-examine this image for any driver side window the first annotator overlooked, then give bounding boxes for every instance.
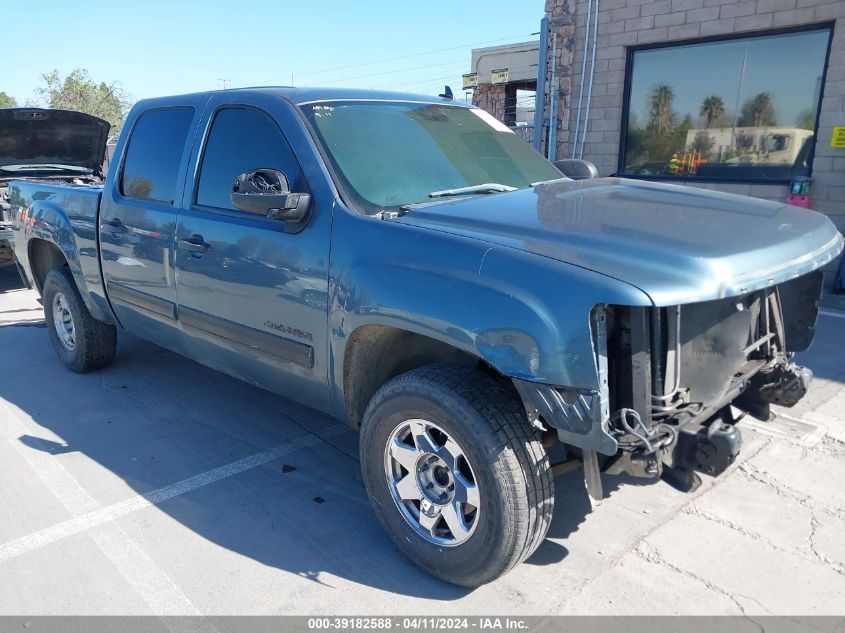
[195,107,306,211]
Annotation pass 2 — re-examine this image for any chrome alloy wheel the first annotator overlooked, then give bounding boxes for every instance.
[51,292,76,352]
[384,419,480,546]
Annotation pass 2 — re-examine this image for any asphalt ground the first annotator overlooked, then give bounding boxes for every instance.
[1,265,844,615]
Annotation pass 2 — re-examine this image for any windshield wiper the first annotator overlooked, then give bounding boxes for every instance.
[428,183,517,198]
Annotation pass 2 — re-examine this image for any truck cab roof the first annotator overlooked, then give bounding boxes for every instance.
[132,86,472,110]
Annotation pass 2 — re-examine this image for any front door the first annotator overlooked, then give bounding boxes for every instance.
[173,100,331,406]
[99,106,197,344]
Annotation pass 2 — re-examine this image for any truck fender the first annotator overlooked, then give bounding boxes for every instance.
[329,241,652,425]
[26,198,116,325]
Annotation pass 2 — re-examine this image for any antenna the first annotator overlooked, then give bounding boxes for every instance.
[439,85,454,100]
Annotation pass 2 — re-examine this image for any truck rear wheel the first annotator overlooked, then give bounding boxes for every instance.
[42,267,116,373]
[359,364,554,586]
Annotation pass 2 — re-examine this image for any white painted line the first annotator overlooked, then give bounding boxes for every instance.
[0,399,200,614]
[89,524,201,616]
[819,309,845,320]
[0,425,346,566]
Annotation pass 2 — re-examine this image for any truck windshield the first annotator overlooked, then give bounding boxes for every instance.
[300,101,562,214]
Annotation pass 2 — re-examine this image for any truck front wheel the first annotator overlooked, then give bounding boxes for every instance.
[359,364,554,586]
[42,267,116,373]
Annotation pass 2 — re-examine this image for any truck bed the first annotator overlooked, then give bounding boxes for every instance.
[10,179,109,318]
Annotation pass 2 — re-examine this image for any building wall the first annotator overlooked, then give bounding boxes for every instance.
[473,83,508,123]
[544,0,845,240]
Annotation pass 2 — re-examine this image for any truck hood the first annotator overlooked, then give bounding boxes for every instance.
[0,109,110,173]
[396,178,844,305]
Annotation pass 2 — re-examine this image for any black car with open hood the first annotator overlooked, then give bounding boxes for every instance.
[0,108,109,267]
[0,108,110,175]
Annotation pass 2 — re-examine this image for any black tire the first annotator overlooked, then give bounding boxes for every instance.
[359,364,554,587]
[42,266,117,373]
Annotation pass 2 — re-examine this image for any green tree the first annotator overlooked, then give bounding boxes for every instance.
[795,108,816,130]
[738,92,776,127]
[122,176,153,199]
[648,83,676,136]
[35,69,131,135]
[690,129,715,157]
[699,95,725,129]
[0,91,17,108]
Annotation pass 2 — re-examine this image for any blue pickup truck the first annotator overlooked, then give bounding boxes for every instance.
[7,88,844,586]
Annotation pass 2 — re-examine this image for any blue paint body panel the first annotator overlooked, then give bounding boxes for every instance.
[9,87,844,427]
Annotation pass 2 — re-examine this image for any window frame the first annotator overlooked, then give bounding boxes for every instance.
[617,23,835,185]
[190,105,310,220]
[118,106,196,205]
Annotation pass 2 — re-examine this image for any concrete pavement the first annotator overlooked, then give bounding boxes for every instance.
[1,267,844,615]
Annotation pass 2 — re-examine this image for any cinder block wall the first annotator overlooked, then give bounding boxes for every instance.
[544,0,845,247]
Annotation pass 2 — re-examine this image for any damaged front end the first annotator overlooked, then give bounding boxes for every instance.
[515,270,823,497]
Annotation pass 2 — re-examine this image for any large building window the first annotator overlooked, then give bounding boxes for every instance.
[619,26,832,182]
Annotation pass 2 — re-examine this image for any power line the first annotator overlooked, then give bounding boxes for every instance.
[307,59,468,87]
[290,32,538,80]
[370,65,540,94]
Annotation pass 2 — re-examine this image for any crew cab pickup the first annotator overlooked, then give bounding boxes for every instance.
[9,88,844,587]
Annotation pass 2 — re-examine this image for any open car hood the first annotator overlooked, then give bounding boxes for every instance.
[396,178,844,306]
[0,108,110,173]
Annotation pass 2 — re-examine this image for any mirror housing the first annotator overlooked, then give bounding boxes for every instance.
[553,159,599,180]
[231,168,311,232]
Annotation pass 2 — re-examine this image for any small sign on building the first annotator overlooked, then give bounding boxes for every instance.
[491,68,509,85]
[462,73,478,90]
[832,126,845,149]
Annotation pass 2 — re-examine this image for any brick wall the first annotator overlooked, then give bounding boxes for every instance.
[546,0,845,255]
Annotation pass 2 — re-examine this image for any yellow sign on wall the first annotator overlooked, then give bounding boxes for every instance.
[491,68,509,85]
[832,127,845,149]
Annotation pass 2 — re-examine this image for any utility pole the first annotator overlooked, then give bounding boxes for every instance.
[218,78,231,90]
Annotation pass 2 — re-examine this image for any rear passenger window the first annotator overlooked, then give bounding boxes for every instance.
[196,107,305,211]
[121,107,194,204]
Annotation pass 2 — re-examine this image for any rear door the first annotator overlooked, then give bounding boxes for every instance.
[99,104,200,344]
[173,93,333,407]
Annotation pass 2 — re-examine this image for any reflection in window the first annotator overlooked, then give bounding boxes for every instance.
[620,27,832,182]
[121,108,194,203]
[196,108,305,211]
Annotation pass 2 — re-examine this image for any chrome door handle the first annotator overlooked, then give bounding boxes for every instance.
[177,236,211,253]
[103,218,126,233]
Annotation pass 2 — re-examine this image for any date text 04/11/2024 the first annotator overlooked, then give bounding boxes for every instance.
[306,618,529,630]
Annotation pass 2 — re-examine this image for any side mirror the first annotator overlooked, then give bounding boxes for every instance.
[231,168,311,230]
[553,159,599,180]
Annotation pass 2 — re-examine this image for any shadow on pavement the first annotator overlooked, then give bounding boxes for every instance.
[0,264,24,293]
[0,318,627,598]
[3,286,837,599]
[795,311,845,383]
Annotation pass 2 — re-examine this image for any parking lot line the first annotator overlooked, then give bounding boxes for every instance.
[0,397,202,614]
[819,309,845,320]
[0,424,346,565]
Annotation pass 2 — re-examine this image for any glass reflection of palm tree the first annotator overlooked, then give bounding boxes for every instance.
[648,84,675,137]
[739,93,776,127]
[700,95,725,129]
